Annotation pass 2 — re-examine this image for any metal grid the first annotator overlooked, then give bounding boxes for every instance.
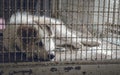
[0,0,120,64]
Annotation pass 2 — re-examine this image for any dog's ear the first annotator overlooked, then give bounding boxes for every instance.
[17,25,38,44]
[34,21,53,36]
[45,25,53,36]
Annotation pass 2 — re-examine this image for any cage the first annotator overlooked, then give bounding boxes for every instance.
[0,0,120,75]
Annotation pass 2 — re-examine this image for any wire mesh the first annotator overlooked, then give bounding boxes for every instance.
[0,0,120,63]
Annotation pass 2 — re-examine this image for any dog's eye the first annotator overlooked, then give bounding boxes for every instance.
[36,41,44,47]
[46,25,52,36]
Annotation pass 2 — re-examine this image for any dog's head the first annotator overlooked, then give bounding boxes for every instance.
[9,12,55,61]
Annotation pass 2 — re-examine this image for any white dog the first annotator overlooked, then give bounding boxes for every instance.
[3,12,101,61]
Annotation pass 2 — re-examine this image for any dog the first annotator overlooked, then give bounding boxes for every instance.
[3,12,101,61]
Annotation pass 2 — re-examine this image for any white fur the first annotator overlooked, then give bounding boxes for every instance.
[9,12,81,52]
[9,12,56,57]
[8,12,101,59]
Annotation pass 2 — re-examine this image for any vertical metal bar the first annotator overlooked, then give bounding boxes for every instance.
[49,0,52,61]
[36,0,41,61]
[59,0,62,61]
[36,13,39,61]
[75,0,80,60]
[0,0,3,17]
[70,0,73,61]
[14,0,17,62]
[43,6,46,61]
[32,0,34,62]
[116,0,120,60]
[86,0,91,60]
[101,0,105,60]
[52,0,56,61]
[2,0,5,63]
[8,0,11,63]
[91,0,95,60]
[20,0,23,61]
[106,0,110,60]
[47,0,49,61]
[46,0,51,61]
[81,0,85,60]
[49,0,53,61]
[26,0,29,61]
[55,0,57,61]
[111,0,116,60]
[65,0,68,61]
[96,0,100,60]
[69,0,72,61]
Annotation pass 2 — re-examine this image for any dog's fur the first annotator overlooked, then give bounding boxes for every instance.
[3,12,101,60]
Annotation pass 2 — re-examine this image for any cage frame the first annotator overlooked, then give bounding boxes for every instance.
[0,0,120,75]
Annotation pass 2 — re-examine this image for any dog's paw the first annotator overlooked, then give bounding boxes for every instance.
[54,47,66,52]
[72,42,83,49]
[81,40,101,47]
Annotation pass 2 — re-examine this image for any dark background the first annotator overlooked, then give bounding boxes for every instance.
[0,0,51,21]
